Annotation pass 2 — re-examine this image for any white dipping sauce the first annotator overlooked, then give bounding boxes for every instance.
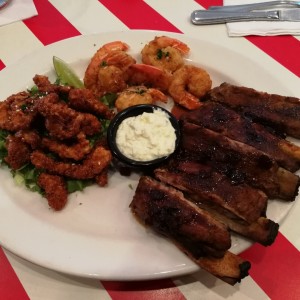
[116,108,176,161]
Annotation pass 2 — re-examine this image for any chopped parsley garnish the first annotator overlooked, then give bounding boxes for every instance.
[100,61,108,67]
[135,88,146,95]
[20,104,28,111]
[156,49,170,60]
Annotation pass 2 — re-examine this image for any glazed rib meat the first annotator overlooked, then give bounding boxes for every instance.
[154,163,278,246]
[198,209,279,247]
[181,122,300,201]
[181,102,300,172]
[155,161,267,224]
[207,82,300,138]
[131,176,231,258]
[130,176,250,284]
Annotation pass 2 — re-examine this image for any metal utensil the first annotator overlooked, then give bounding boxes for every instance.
[208,1,300,12]
[0,0,11,10]
[191,9,300,25]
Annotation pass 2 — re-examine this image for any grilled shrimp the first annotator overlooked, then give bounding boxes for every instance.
[168,65,212,110]
[115,85,168,112]
[84,41,136,97]
[126,63,172,92]
[141,36,190,73]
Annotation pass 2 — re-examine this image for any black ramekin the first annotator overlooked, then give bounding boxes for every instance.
[107,104,181,168]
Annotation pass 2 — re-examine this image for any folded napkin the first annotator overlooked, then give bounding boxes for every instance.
[0,0,38,27]
[224,0,300,36]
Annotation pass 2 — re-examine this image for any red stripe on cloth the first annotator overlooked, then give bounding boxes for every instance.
[246,36,300,78]
[0,248,30,300]
[98,0,180,32]
[240,232,300,300]
[102,279,186,300]
[0,60,5,71]
[23,0,80,45]
[194,0,223,8]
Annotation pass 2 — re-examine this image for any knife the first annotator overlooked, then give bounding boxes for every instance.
[208,1,300,12]
[0,0,11,10]
[191,9,300,25]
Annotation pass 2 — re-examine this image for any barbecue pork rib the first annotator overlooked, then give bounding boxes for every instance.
[155,161,267,224]
[155,165,278,246]
[130,176,250,284]
[207,82,300,139]
[181,122,300,201]
[131,176,231,259]
[181,101,300,172]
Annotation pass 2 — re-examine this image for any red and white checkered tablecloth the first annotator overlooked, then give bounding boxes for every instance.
[0,1,299,299]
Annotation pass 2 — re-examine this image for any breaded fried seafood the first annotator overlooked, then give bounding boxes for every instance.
[0,74,113,210]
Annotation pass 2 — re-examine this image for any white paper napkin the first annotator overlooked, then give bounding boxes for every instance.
[0,0,38,27]
[224,0,300,36]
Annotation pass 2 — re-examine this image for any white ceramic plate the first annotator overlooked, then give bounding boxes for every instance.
[0,30,298,280]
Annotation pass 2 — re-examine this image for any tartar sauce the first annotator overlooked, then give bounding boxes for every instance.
[116,109,176,161]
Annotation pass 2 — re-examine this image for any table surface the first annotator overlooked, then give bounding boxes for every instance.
[0,1,299,299]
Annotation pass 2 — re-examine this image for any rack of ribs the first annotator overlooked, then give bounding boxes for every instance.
[154,160,278,246]
[181,101,300,172]
[181,121,300,201]
[207,82,300,139]
[130,176,251,285]
[128,84,300,285]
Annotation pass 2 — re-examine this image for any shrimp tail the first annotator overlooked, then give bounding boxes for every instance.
[174,93,202,110]
[148,88,168,103]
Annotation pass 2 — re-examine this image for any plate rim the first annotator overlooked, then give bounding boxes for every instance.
[0,29,298,280]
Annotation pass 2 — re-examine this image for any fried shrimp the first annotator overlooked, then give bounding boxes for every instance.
[31,146,112,179]
[115,85,168,112]
[126,64,172,92]
[84,41,136,97]
[168,65,212,110]
[37,173,68,211]
[141,36,190,73]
